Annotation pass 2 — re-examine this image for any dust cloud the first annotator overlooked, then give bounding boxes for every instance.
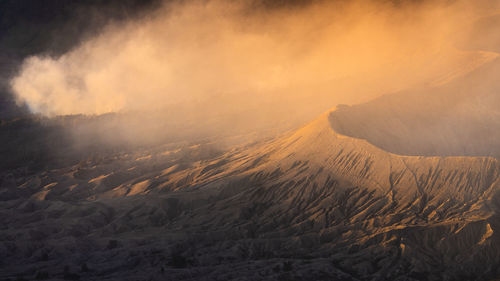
[9,0,500,145]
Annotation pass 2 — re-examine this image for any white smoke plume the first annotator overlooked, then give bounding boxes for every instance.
[9,0,500,140]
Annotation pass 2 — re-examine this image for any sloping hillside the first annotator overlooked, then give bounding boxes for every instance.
[3,108,500,280]
[330,56,500,157]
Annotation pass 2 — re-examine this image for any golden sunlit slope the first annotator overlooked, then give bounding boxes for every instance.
[156,107,500,209]
[146,107,500,279]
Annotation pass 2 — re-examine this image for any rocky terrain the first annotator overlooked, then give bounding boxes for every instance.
[3,98,500,280]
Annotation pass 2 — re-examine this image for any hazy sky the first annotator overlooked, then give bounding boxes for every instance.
[8,0,500,141]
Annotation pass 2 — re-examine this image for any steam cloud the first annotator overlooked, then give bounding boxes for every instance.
[9,0,500,127]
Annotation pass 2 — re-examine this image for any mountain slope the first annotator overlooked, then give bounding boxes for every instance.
[330,56,500,157]
[3,107,500,280]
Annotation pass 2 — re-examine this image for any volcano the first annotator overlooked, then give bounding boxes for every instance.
[3,71,500,279]
[4,2,500,281]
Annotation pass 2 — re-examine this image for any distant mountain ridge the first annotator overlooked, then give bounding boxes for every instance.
[330,56,500,157]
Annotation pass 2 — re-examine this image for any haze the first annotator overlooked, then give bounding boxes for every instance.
[9,0,500,143]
